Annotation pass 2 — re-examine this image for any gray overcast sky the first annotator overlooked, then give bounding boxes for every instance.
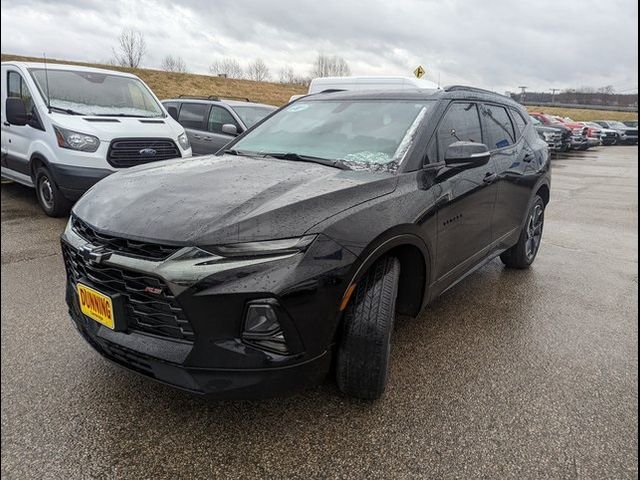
[1,0,638,93]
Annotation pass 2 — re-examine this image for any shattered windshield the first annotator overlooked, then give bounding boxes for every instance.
[232,99,433,170]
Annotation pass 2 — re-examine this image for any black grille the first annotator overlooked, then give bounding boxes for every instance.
[62,242,194,342]
[107,137,180,168]
[625,129,638,136]
[72,216,180,260]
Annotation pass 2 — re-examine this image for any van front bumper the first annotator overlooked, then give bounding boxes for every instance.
[50,164,113,200]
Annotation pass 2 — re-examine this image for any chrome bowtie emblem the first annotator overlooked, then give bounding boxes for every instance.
[78,245,111,264]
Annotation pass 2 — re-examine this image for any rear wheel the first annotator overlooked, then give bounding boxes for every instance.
[35,166,71,217]
[500,195,545,269]
[336,256,400,400]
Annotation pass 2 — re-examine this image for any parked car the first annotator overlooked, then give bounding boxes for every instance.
[529,112,573,150]
[163,96,277,155]
[548,116,590,150]
[530,116,568,152]
[582,122,619,145]
[593,120,638,144]
[62,86,551,400]
[580,123,602,147]
[1,62,192,216]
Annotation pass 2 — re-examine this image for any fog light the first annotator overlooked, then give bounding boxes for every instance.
[242,302,290,354]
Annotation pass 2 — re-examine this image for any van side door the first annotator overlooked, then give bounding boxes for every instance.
[176,102,210,155]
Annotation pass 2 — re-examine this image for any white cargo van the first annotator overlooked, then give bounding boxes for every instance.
[289,76,440,102]
[1,62,192,216]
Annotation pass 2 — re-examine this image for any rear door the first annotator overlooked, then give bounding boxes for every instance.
[427,101,499,283]
[481,104,535,242]
[176,102,209,155]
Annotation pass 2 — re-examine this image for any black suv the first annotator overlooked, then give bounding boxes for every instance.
[163,96,276,155]
[62,86,551,400]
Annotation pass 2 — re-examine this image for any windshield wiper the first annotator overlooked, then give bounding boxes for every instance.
[93,113,157,118]
[49,106,84,115]
[262,152,350,170]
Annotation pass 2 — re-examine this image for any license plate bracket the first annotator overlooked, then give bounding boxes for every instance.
[76,280,127,331]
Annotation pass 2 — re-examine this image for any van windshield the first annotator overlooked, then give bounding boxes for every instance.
[29,68,164,117]
[232,99,433,170]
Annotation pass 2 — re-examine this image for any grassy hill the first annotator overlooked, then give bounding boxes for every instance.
[1,53,306,106]
[1,53,637,120]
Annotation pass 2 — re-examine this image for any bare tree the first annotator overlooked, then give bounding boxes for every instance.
[112,28,147,68]
[246,58,270,82]
[209,58,244,79]
[160,55,188,73]
[311,53,351,77]
[279,66,297,83]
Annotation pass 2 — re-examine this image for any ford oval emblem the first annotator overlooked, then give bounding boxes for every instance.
[139,148,157,157]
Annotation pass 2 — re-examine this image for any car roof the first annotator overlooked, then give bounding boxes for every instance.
[163,97,276,109]
[1,61,138,78]
[299,86,523,108]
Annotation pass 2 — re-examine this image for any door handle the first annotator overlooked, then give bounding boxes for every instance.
[523,153,535,163]
[483,172,497,184]
[3,122,9,127]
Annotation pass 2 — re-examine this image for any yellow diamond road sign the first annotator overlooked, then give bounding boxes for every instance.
[413,65,425,79]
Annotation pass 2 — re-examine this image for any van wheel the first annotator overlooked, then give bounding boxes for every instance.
[35,166,71,217]
[336,256,400,400]
[501,195,545,269]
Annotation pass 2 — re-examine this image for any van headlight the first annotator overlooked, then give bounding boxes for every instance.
[54,126,100,152]
[178,132,190,150]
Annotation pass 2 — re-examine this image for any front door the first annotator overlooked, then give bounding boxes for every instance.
[4,69,36,175]
[429,101,499,283]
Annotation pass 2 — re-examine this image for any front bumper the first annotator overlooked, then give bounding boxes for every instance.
[61,221,356,398]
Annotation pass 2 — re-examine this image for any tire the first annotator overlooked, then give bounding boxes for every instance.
[34,166,72,217]
[336,256,401,400]
[500,195,545,269]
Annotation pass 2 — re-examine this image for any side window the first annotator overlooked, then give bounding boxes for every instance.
[7,71,34,114]
[434,102,483,163]
[208,106,239,134]
[510,108,528,137]
[482,104,516,149]
[178,103,208,130]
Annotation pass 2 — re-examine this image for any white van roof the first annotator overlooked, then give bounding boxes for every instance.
[308,76,440,94]
[1,61,138,78]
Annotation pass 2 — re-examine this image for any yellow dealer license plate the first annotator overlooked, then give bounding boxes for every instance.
[77,283,115,329]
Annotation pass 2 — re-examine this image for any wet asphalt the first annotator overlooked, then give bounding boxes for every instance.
[1,146,638,479]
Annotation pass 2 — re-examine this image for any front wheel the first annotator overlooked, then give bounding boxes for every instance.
[35,166,71,217]
[336,256,400,400]
[500,195,545,269]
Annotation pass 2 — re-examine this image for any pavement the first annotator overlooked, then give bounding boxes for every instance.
[1,146,638,479]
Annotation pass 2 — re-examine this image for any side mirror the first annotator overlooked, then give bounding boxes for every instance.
[221,123,238,136]
[444,141,491,167]
[166,106,179,121]
[6,97,28,126]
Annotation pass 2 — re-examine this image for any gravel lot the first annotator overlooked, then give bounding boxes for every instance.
[1,146,638,479]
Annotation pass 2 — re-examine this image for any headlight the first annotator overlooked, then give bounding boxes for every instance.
[178,132,190,150]
[206,235,316,258]
[54,126,100,152]
[542,132,555,140]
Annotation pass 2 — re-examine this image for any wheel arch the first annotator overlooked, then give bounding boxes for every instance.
[341,230,432,318]
[29,152,53,182]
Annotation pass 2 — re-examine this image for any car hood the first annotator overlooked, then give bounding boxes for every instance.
[73,155,398,246]
[535,125,563,134]
[50,113,184,141]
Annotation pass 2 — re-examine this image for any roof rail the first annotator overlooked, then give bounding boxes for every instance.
[443,85,503,96]
[177,95,252,102]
